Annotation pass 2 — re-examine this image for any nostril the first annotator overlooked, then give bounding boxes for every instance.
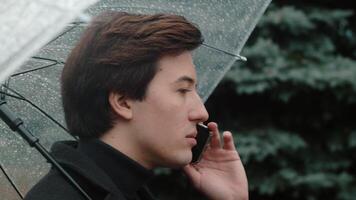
[201,105,209,121]
[204,111,209,121]
[189,95,209,122]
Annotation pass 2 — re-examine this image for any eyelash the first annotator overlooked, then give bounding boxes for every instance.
[178,88,192,94]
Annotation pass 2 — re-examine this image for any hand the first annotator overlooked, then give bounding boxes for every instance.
[183,122,248,200]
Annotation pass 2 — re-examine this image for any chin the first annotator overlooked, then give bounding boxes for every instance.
[161,152,192,168]
[174,154,192,167]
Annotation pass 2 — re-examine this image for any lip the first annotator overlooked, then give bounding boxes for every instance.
[185,132,197,138]
[185,137,197,146]
[185,131,197,146]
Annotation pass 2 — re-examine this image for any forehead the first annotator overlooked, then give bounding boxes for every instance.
[154,51,197,82]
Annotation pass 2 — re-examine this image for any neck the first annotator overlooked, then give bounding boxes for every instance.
[99,125,155,169]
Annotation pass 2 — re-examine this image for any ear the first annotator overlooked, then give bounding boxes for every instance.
[108,92,133,120]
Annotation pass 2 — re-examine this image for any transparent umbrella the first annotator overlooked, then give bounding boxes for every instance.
[0,0,271,199]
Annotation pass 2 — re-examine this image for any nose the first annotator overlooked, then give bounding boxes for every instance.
[188,92,209,123]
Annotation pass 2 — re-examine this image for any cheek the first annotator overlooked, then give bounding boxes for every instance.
[148,91,185,117]
[145,98,187,141]
[134,89,190,139]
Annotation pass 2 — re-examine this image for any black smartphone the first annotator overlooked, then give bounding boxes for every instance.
[191,123,212,164]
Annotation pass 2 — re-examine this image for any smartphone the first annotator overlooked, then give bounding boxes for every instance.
[191,123,212,164]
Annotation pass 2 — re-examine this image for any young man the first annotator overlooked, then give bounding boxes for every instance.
[25,12,248,200]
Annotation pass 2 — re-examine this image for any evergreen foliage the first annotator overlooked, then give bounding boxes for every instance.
[205,1,356,199]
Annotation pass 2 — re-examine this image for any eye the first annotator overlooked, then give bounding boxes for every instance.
[178,88,192,94]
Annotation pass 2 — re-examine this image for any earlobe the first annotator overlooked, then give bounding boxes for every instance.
[108,92,133,120]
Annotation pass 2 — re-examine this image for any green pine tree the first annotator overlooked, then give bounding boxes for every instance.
[205,1,356,200]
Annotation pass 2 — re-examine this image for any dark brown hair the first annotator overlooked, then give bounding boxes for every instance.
[61,11,203,138]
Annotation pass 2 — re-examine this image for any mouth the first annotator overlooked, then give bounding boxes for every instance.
[185,131,197,139]
[185,131,197,146]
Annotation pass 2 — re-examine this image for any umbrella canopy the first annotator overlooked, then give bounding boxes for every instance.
[0,0,98,85]
[0,0,271,199]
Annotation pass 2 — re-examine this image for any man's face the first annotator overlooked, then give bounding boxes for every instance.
[130,51,209,168]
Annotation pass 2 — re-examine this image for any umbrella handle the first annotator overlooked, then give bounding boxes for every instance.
[0,100,92,200]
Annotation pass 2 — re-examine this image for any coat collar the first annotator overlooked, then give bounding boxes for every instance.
[78,139,154,199]
[50,140,156,200]
[50,141,125,199]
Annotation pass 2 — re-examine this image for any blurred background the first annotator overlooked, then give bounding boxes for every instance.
[148,0,356,199]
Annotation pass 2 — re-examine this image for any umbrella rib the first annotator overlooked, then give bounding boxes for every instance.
[201,43,247,61]
[0,85,76,140]
[10,57,59,77]
[9,22,80,77]
[1,79,11,100]
[46,22,81,45]
[0,91,25,101]
[0,163,24,199]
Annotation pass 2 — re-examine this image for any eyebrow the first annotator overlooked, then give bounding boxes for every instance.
[174,76,197,87]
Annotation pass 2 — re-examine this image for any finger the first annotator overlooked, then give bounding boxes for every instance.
[182,165,200,187]
[207,122,221,148]
[222,131,236,151]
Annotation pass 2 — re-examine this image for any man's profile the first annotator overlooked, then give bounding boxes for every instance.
[24,11,248,200]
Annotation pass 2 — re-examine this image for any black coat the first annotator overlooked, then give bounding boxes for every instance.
[24,141,156,200]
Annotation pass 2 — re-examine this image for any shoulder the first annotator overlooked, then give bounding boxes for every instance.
[24,168,128,200]
[24,168,84,200]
